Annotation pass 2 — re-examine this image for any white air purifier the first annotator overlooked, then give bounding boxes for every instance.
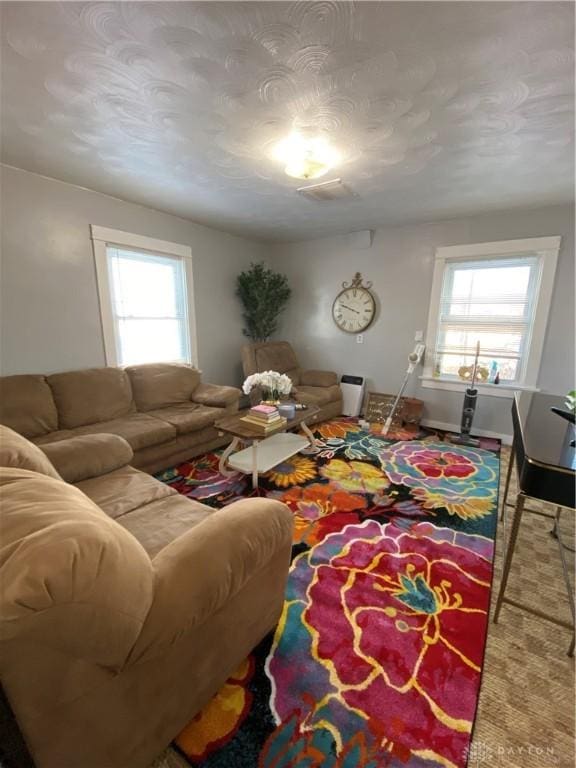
[341,375,365,417]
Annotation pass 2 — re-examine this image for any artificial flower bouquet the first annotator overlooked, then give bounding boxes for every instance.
[242,370,293,403]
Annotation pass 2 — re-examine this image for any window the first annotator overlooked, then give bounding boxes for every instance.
[424,237,560,394]
[92,226,197,367]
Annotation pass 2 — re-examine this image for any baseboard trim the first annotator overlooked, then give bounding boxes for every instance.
[421,418,513,445]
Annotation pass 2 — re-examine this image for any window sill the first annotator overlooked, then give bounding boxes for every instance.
[419,376,540,398]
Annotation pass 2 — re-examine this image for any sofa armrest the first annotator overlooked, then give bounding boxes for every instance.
[40,434,134,484]
[300,369,338,388]
[129,498,293,664]
[191,382,241,409]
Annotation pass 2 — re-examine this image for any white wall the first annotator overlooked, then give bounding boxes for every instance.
[1,164,572,439]
[270,205,575,439]
[0,165,266,386]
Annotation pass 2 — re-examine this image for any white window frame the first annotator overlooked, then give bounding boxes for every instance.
[91,225,198,368]
[422,236,561,398]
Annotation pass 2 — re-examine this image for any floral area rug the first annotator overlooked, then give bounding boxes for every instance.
[157,419,500,768]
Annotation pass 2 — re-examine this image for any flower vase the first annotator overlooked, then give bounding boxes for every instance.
[261,389,281,406]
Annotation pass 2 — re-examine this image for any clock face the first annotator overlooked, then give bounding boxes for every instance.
[332,286,375,333]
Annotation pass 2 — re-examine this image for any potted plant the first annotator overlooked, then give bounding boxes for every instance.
[236,263,291,341]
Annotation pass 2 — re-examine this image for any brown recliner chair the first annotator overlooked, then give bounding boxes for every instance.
[241,341,342,423]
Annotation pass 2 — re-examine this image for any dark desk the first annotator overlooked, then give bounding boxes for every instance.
[494,392,575,655]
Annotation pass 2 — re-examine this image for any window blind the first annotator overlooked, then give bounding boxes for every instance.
[434,255,540,382]
[106,247,190,367]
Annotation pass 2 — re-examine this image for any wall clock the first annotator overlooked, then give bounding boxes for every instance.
[332,272,376,333]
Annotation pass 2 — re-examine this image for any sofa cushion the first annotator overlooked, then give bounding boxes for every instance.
[0,375,58,438]
[192,383,240,409]
[77,466,177,520]
[147,404,222,435]
[70,414,176,452]
[285,368,301,387]
[254,342,299,376]
[295,384,342,407]
[116,494,214,557]
[300,370,339,388]
[32,429,77,446]
[47,368,134,429]
[0,425,61,480]
[241,342,301,387]
[40,434,134,484]
[126,364,201,412]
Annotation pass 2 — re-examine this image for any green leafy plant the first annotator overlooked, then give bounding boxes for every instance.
[565,390,576,413]
[236,262,291,341]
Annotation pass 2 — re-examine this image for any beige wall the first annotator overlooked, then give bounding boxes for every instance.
[270,205,575,439]
[0,165,266,386]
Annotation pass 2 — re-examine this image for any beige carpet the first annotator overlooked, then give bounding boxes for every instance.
[152,445,575,768]
[470,445,575,768]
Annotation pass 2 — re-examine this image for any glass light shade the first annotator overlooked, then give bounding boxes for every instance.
[284,156,330,179]
[273,132,340,180]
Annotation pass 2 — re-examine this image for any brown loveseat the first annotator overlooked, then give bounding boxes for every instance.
[241,341,342,423]
[0,426,293,768]
[0,363,240,474]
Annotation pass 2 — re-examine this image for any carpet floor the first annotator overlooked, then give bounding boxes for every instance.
[150,423,574,768]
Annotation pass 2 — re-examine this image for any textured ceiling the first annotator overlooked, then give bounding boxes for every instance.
[1,1,574,242]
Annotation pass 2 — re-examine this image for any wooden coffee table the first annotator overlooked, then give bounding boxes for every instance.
[216,406,320,489]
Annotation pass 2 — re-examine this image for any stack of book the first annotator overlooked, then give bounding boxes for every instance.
[240,404,287,433]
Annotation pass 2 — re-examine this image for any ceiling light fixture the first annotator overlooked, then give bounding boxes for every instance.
[273,131,341,180]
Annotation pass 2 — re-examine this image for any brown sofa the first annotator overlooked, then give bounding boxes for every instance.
[241,341,342,423]
[0,363,241,474]
[0,426,293,768]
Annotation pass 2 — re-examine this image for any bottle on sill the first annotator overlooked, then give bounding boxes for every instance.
[489,360,498,384]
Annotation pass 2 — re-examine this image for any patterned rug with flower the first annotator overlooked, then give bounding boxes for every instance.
[156,418,500,768]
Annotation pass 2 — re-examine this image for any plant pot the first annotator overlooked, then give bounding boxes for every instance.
[261,389,281,405]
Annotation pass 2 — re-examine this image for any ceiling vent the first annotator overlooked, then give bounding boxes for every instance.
[296,178,355,202]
